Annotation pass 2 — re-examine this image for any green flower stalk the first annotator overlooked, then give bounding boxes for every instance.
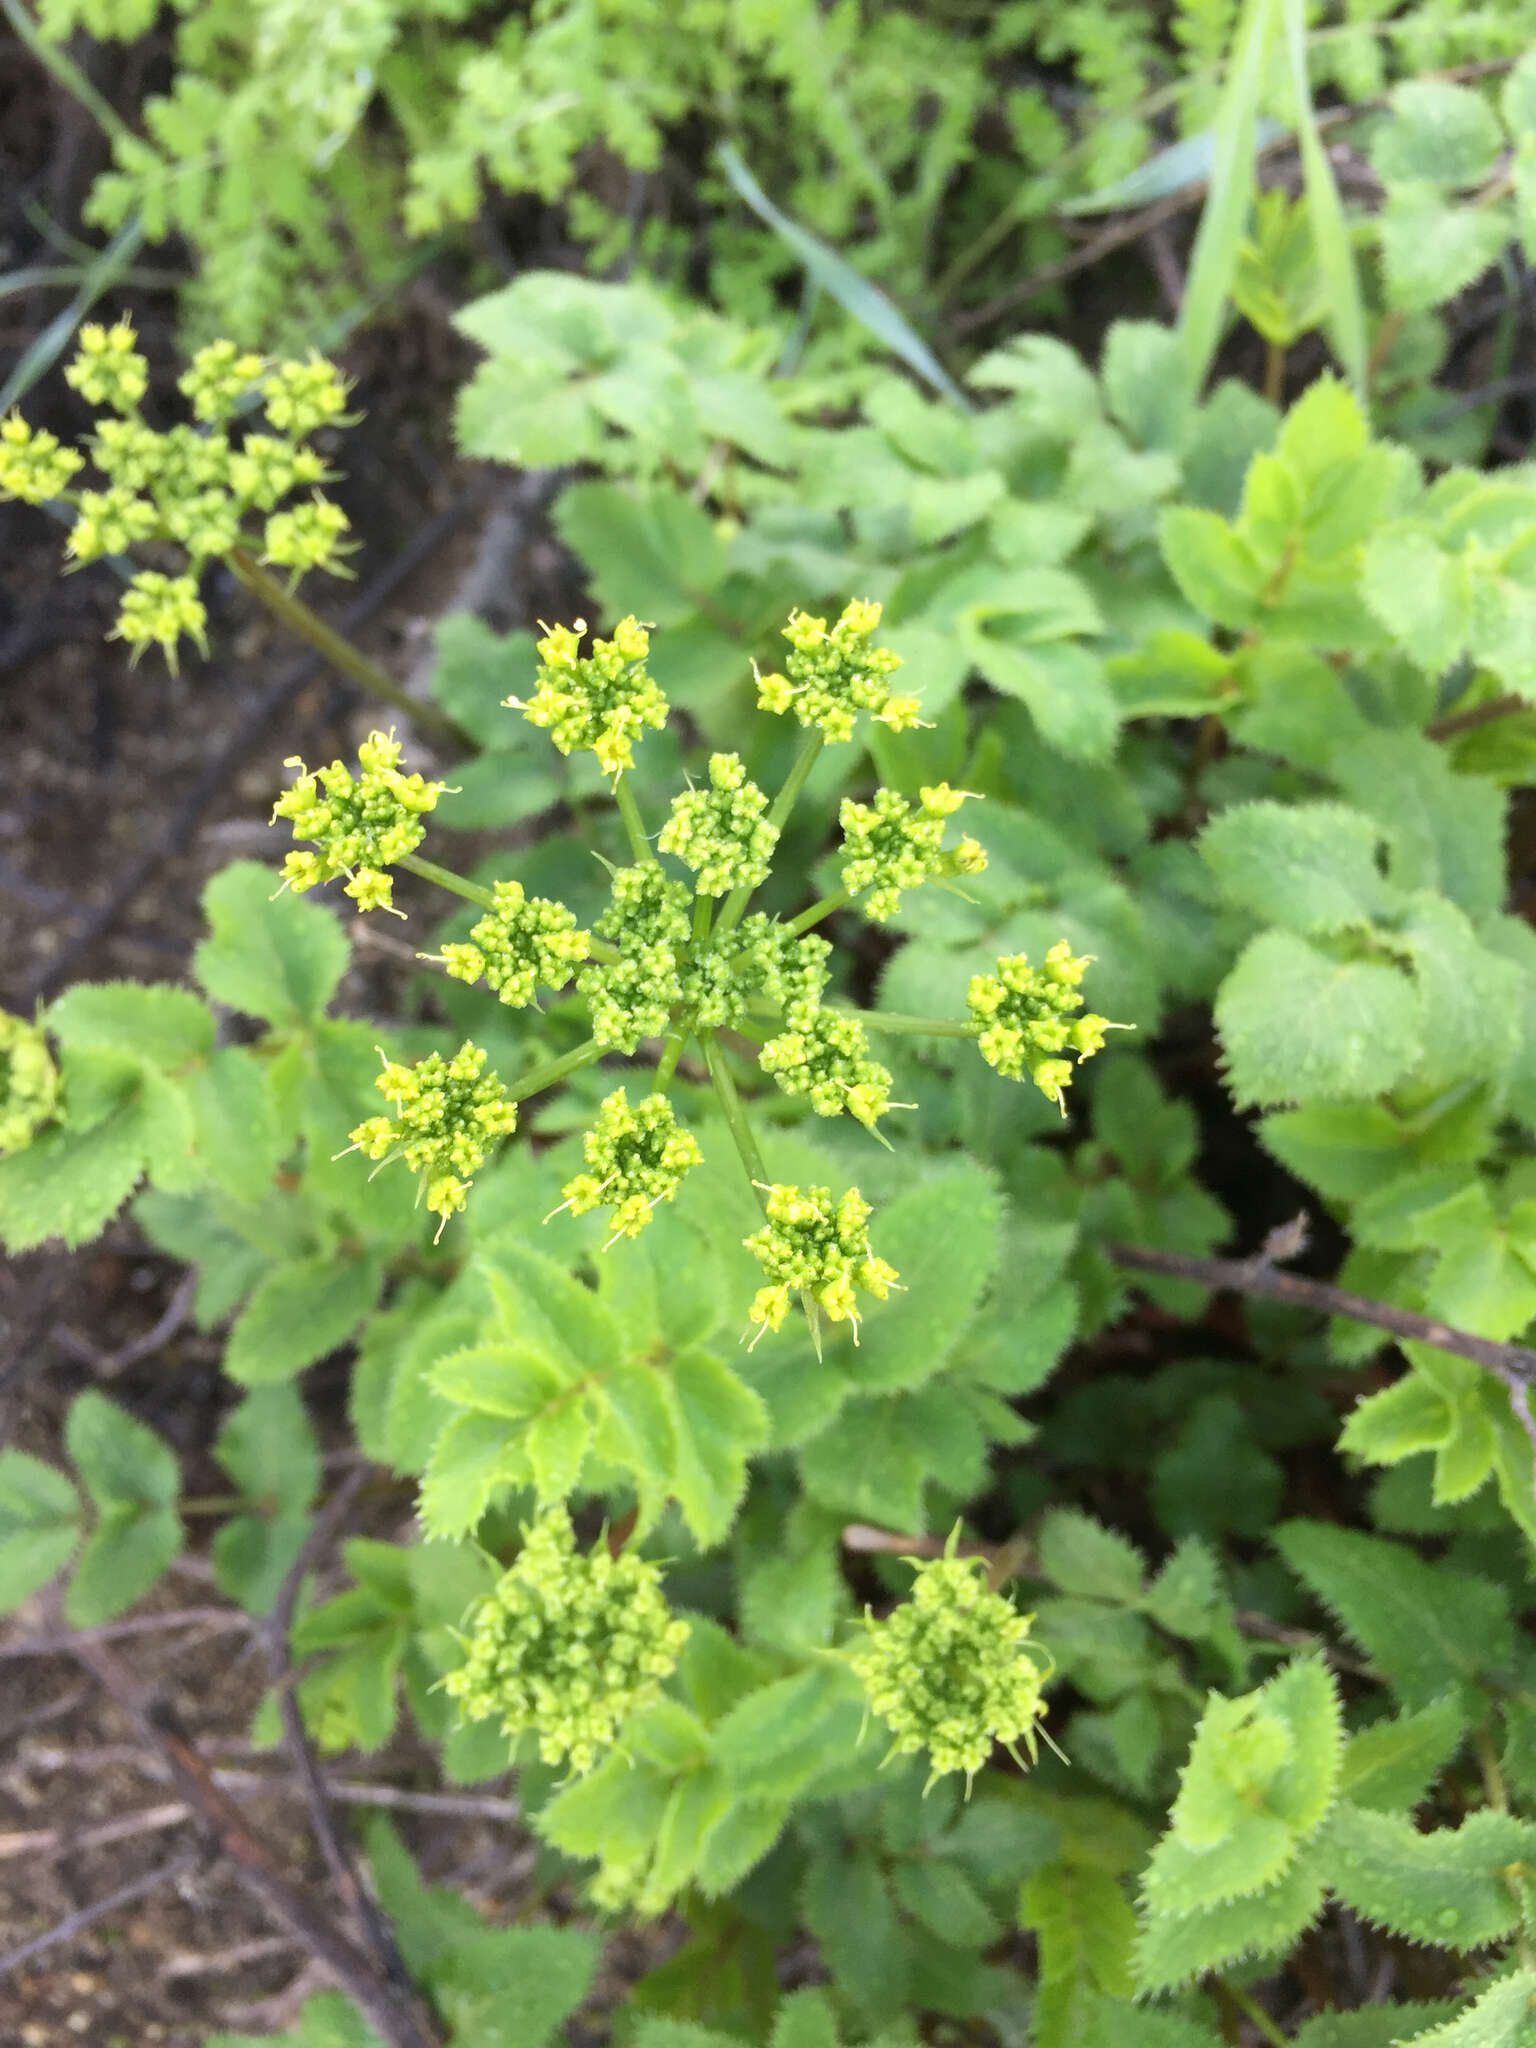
[273,728,446,913]
[0,1010,60,1154]
[967,941,1118,1108]
[848,1534,1054,1790]
[754,598,922,742]
[443,1505,690,1777]
[839,782,987,921]
[760,1001,898,1135]
[509,616,668,779]
[435,879,590,1007]
[745,1182,899,1341]
[348,1041,518,1229]
[557,1088,703,1242]
[658,752,778,896]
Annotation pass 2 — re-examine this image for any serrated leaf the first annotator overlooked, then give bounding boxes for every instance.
[1361,525,1470,675]
[1215,931,1422,1108]
[665,1347,768,1549]
[1291,2000,1462,2047]
[835,1164,1002,1395]
[66,1390,179,1508]
[206,1989,385,2048]
[214,1385,320,1518]
[1143,1537,1222,1639]
[0,1449,80,1611]
[417,1411,531,1540]
[890,1859,1003,1948]
[66,1501,182,1626]
[552,483,726,628]
[1331,732,1506,919]
[1199,800,1392,935]
[434,1924,601,2048]
[428,1343,571,1419]
[1378,185,1511,316]
[1134,1849,1327,1993]
[194,861,348,1025]
[802,1846,909,2026]
[1021,1860,1137,2041]
[1273,1520,1515,1706]
[1157,506,1265,629]
[1372,81,1504,189]
[48,980,213,1071]
[1339,1696,1467,1811]
[1257,1100,1415,1202]
[711,1666,865,1805]
[0,1088,157,1251]
[1340,1374,1453,1465]
[225,1251,381,1385]
[185,1046,284,1205]
[1037,1509,1144,1603]
[1325,1801,1536,1947]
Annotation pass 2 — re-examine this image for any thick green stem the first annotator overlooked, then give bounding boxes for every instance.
[714,728,826,942]
[785,888,849,937]
[700,1029,771,1197]
[229,547,467,751]
[655,1011,696,1091]
[613,775,657,866]
[507,1038,604,1104]
[855,1009,980,1040]
[396,851,498,910]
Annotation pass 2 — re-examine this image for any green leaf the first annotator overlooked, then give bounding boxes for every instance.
[428,615,537,750]
[1133,1848,1327,1993]
[225,1252,381,1385]
[0,1095,154,1251]
[769,1990,838,2048]
[1371,81,1505,189]
[477,1239,628,1376]
[1199,801,1392,935]
[1324,1801,1536,1947]
[207,1990,385,2048]
[1410,1976,1536,2047]
[552,483,727,628]
[835,1164,1002,1395]
[1036,1509,1144,1604]
[1101,320,1191,452]
[711,1666,866,1805]
[1215,931,1423,1107]
[48,980,213,1071]
[434,1925,601,2048]
[665,1348,769,1549]
[1157,506,1265,628]
[1377,184,1509,316]
[66,1389,179,1508]
[194,861,348,1026]
[66,1500,182,1626]
[890,1859,1003,1949]
[1338,1695,1467,1811]
[214,1385,321,1518]
[185,1046,284,1205]
[1257,1101,1416,1202]
[417,1411,531,1540]
[0,1449,80,1611]
[1272,1519,1515,1707]
[1292,2003,1462,2048]
[429,1343,571,1420]
[1331,733,1506,919]
[802,1846,909,2026]
[1360,525,1470,676]
[1021,1861,1138,2042]
[961,623,1118,763]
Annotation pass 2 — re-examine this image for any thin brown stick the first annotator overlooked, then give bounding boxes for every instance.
[264,1465,429,2027]
[0,1800,190,1861]
[49,1268,199,1378]
[1426,691,1529,742]
[65,1626,440,2048]
[1105,1238,1536,1444]
[20,1744,520,1820]
[0,1844,202,1978]
[1,1606,250,1659]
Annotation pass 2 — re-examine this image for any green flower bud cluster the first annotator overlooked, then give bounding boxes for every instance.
[64,317,149,411]
[0,1010,61,1155]
[443,1505,690,1777]
[273,728,445,913]
[848,1538,1053,1788]
[349,1040,518,1227]
[578,865,692,1051]
[559,1088,703,1241]
[760,1001,896,1134]
[658,753,778,896]
[511,616,668,779]
[675,919,830,1034]
[755,598,921,743]
[437,879,590,1007]
[0,415,83,504]
[966,941,1115,1107]
[0,320,352,671]
[839,782,987,921]
[111,572,210,667]
[745,1182,899,1339]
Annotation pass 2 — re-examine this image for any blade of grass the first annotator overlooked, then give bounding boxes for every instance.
[0,215,146,416]
[716,140,971,412]
[1062,117,1287,215]
[1178,0,1282,402]
[1279,0,1366,396]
